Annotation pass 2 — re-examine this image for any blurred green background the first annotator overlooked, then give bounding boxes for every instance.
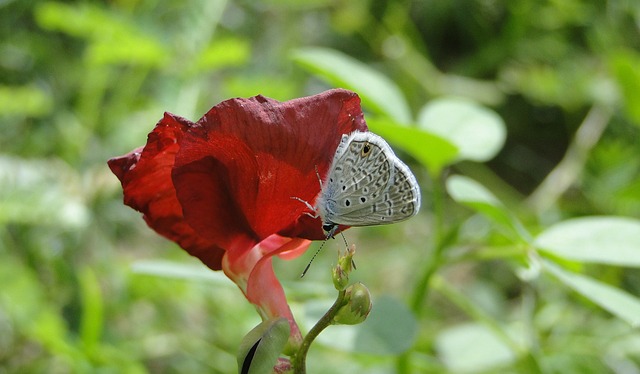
[2,0,640,373]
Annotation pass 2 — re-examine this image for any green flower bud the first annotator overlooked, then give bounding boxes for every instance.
[332,244,357,291]
[332,263,349,291]
[333,282,372,325]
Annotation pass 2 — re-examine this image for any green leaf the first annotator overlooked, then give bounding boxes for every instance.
[535,216,640,266]
[86,36,166,67]
[610,50,640,125]
[35,2,167,67]
[0,84,53,117]
[191,37,251,73]
[366,118,458,174]
[312,295,418,355]
[237,318,290,374]
[291,47,412,123]
[79,267,103,354]
[435,322,519,372]
[223,75,298,102]
[543,260,640,327]
[131,260,234,286]
[446,175,530,241]
[417,97,506,162]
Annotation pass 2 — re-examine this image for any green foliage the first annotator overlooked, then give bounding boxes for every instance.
[292,47,412,123]
[2,0,640,373]
[237,318,290,374]
[417,98,506,163]
[536,216,640,266]
[306,295,417,356]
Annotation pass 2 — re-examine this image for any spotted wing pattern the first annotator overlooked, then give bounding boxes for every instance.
[316,131,420,228]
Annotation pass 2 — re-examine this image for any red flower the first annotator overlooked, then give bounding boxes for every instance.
[108,89,368,343]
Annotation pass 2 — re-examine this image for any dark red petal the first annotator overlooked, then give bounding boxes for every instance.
[107,113,225,270]
[172,89,368,255]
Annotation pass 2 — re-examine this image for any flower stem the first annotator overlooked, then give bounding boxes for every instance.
[292,289,347,374]
[397,173,447,373]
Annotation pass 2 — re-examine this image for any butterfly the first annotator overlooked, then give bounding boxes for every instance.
[314,131,421,237]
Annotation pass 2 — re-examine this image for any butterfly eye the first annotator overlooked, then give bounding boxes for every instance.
[361,143,372,157]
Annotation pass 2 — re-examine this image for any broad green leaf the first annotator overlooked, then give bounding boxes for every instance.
[367,118,457,174]
[446,175,530,241]
[544,260,640,327]
[291,47,412,123]
[418,98,506,162]
[435,322,518,373]
[535,216,640,266]
[237,318,290,374]
[311,296,417,355]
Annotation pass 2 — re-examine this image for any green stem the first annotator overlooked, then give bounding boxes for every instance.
[397,173,447,373]
[432,275,543,372]
[292,289,347,374]
[411,172,446,312]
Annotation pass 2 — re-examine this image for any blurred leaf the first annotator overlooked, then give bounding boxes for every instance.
[435,322,518,373]
[260,0,335,9]
[0,256,82,366]
[535,216,640,266]
[367,117,458,174]
[86,37,166,67]
[132,260,234,286]
[191,37,250,73]
[291,47,412,123]
[36,2,134,41]
[499,58,596,109]
[0,84,53,117]
[35,1,166,67]
[312,295,417,355]
[237,318,290,374]
[417,97,506,162]
[446,175,530,241]
[223,74,298,102]
[0,156,89,227]
[79,267,103,354]
[610,50,640,124]
[543,260,640,327]
[353,295,417,355]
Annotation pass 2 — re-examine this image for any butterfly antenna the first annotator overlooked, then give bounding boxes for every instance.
[300,241,326,278]
[339,232,348,248]
[301,225,339,278]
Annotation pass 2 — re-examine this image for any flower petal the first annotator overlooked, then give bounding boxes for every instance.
[107,113,225,270]
[172,89,368,260]
[223,235,311,344]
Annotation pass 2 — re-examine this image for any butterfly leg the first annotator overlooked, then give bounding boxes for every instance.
[314,165,323,189]
[290,196,319,218]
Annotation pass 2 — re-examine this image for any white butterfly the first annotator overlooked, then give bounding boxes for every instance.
[314,131,421,236]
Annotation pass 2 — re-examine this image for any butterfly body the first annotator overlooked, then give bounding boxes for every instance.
[315,131,421,236]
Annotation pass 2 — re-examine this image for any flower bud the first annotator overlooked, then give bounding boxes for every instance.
[332,244,357,291]
[333,282,372,325]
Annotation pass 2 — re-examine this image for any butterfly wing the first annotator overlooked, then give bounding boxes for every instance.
[318,132,420,227]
